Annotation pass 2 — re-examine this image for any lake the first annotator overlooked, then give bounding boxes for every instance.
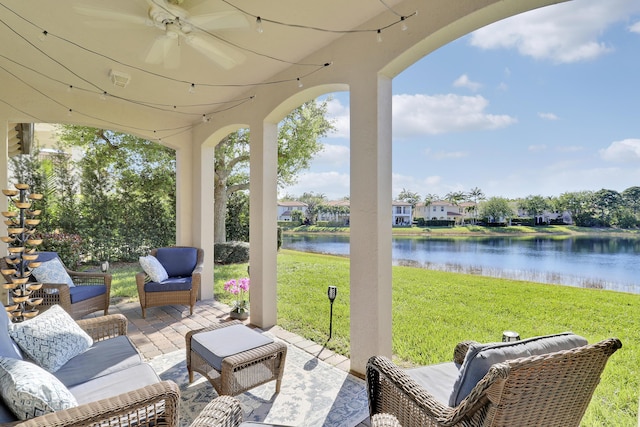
[282,234,640,294]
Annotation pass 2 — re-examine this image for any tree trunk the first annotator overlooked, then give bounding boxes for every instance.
[214,177,228,243]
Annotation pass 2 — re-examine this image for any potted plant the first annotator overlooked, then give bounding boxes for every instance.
[224,277,250,320]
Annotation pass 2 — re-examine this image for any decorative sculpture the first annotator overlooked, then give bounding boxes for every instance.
[1,183,43,322]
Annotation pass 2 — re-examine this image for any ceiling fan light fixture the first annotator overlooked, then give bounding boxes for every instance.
[109,70,131,88]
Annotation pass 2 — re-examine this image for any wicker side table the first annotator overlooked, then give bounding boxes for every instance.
[186,320,287,396]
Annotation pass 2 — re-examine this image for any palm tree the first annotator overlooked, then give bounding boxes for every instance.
[468,187,485,224]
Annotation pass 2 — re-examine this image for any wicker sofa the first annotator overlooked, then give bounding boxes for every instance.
[367,333,622,427]
[0,308,180,426]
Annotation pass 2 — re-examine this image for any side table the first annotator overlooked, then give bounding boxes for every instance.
[186,320,287,396]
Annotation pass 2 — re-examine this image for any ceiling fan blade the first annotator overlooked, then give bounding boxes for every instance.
[188,11,250,31]
[144,35,181,69]
[185,34,245,70]
[74,5,151,27]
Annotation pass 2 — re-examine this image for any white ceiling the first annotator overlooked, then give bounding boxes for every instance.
[0,0,562,146]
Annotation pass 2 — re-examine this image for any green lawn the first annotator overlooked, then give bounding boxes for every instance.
[113,250,639,425]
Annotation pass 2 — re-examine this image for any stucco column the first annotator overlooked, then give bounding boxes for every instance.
[175,134,216,300]
[193,143,215,300]
[249,120,279,328]
[349,73,393,375]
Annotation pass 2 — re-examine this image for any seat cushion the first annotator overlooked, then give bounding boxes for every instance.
[406,361,460,406]
[449,332,588,406]
[192,324,274,371]
[139,255,169,282]
[8,305,93,373]
[0,357,78,420]
[54,335,143,387]
[69,363,160,405]
[145,276,192,292]
[69,284,107,303]
[156,247,198,277]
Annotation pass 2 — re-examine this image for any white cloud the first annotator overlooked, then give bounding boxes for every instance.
[424,148,470,160]
[556,145,585,153]
[279,171,350,200]
[528,144,547,152]
[600,139,640,162]
[469,0,640,63]
[453,74,482,91]
[538,112,559,120]
[316,143,350,167]
[393,93,517,138]
[630,21,640,33]
[326,98,350,138]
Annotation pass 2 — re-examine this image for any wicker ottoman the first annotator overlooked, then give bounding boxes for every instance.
[186,320,287,396]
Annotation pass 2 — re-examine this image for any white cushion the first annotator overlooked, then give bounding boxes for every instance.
[8,305,93,373]
[0,357,77,420]
[139,255,169,282]
[32,257,75,288]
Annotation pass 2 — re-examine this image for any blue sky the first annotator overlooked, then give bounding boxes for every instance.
[279,0,640,201]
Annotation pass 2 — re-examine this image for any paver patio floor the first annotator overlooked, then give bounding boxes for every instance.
[92,298,370,427]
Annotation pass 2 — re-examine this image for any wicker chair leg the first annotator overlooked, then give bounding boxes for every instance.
[141,305,146,319]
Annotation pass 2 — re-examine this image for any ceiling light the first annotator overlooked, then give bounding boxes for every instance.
[109,70,131,88]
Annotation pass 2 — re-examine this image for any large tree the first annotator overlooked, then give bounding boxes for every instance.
[214,99,334,242]
[480,197,515,224]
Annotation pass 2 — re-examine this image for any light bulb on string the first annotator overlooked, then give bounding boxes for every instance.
[80,133,84,142]
[189,83,195,93]
[376,29,383,43]
[297,78,303,88]
[400,16,408,31]
[256,17,264,33]
[38,30,48,41]
[99,91,107,100]
[67,108,72,117]
[67,85,73,93]
[202,114,208,123]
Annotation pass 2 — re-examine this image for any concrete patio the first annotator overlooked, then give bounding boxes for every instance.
[92,297,371,427]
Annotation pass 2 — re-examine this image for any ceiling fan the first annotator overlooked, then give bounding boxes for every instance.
[74,0,248,69]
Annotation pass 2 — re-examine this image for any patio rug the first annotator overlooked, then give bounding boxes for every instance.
[148,339,369,427]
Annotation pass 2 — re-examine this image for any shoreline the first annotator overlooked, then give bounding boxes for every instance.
[283,225,640,239]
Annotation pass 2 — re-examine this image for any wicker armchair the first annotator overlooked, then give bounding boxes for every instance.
[367,337,622,427]
[9,315,180,427]
[1,252,111,320]
[136,246,203,318]
[189,395,243,427]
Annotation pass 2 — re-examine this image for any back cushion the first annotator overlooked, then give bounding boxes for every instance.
[156,247,198,277]
[449,332,588,406]
[0,313,22,360]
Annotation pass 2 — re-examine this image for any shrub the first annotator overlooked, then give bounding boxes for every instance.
[214,241,250,264]
[38,232,83,269]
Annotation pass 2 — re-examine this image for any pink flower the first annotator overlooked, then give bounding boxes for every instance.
[224,277,250,310]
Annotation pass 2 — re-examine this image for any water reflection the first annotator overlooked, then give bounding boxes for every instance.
[282,234,640,294]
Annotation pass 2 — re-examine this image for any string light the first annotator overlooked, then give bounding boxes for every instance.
[255,16,263,33]
[67,85,73,92]
[297,77,303,88]
[376,29,383,43]
[67,108,72,117]
[189,83,195,93]
[38,30,47,41]
[222,1,417,35]
[99,91,107,100]
[400,16,408,31]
